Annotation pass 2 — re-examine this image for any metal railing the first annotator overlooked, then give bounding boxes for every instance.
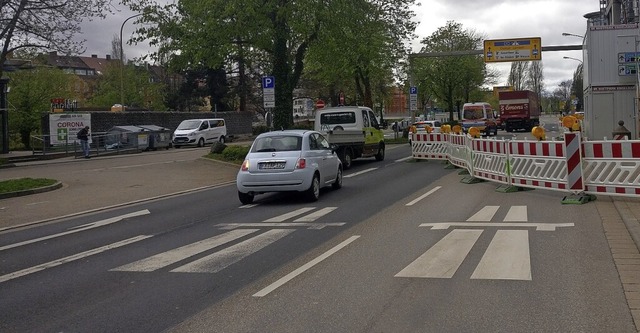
[30,132,141,158]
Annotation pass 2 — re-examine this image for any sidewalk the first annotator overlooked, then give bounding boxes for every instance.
[0,147,242,229]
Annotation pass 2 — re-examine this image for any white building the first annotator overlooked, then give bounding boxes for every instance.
[582,1,640,140]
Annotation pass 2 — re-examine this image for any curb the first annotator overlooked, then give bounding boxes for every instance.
[0,181,63,200]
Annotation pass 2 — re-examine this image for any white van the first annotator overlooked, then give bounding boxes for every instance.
[172,118,227,148]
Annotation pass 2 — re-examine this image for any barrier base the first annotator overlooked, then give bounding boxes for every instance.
[561,193,597,205]
[444,162,456,169]
[495,185,534,193]
[460,176,484,184]
[458,169,469,175]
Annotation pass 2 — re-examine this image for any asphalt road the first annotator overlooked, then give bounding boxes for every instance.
[0,122,639,332]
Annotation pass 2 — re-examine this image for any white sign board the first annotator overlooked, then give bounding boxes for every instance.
[49,113,91,145]
[262,76,276,108]
[409,86,418,111]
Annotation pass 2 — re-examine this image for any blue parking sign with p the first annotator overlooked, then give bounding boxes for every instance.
[410,86,417,94]
[262,76,275,89]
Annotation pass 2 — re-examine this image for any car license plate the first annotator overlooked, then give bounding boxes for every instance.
[259,162,285,170]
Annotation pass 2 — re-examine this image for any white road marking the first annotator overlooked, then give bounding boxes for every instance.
[26,201,50,206]
[406,186,441,206]
[0,210,150,251]
[504,206,527,222]
[171,229,294,273]
[263,208,316,222]
[0,235,151,283]
[239,204,259,209]
[420,222,574,231]
[343,168,377,178]
[219,223,345,230]
[294,207,337,222]
[471,230,531,280]
[395,229,482,279]
[253,235,360,297]
[396,156,413,162]
[111,229,258,272]
[467,206,500,221]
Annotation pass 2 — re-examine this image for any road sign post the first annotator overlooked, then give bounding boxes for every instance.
[409,86,418,121]
[262,76,275,108]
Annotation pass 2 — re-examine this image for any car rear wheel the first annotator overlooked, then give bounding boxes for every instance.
[305,174,320,201]
[219,136,225,144]
[238,191,254,205]
[341,148,353,169]
[332,167,343,190]
[375,144,385,161]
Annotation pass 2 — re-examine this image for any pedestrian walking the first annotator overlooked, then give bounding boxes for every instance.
[77,126,91,158]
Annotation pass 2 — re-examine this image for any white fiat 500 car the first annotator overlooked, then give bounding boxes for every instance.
[236,130,343,204]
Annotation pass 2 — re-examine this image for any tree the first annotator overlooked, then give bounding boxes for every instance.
[7,67,77,148]
[88,62,166,110]
[413,21,489,121]
[507,61,529,90]
[122,0,416,129]
[554,79,573,115]
[570,63,583,111]
[527,61,544,97]
[0,0,113,77]
[303,0,417,108]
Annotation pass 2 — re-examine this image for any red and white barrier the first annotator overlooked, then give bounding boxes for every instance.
[470,138,509,184]
[411,131,640,200]
[507,135,573,192]
[410,133,448,160]
[582,140,640,196]
[447,134,471,172]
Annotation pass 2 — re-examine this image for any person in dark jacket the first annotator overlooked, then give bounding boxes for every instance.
[77,126,91,158]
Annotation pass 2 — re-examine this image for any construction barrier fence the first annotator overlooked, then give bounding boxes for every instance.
[410,132,640,200]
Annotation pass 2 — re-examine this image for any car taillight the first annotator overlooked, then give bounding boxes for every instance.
[296,158,306,169]
[241,160,249,171]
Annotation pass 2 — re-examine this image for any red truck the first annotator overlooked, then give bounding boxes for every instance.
[498,90,541,132]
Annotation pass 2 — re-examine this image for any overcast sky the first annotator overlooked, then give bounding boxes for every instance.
[77,0,598,93]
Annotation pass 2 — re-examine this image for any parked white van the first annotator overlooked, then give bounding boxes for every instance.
[172,118,227,148]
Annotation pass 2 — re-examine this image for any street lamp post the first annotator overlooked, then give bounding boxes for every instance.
[563,56,583,63]
[120,13,143,111]
[562,32,585,39]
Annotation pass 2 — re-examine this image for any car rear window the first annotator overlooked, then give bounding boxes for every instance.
[252,136,302,152]
[320,112,356,125]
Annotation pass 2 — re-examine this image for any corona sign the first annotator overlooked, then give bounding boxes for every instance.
[484,37,541,63]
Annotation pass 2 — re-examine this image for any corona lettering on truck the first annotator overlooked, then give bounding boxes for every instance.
[498,90,541,132]
[461,102,498,136]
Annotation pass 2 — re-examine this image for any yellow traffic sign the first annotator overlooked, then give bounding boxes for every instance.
[484,37,542,63]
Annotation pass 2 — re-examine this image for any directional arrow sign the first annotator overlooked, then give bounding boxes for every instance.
[484,37,542,63]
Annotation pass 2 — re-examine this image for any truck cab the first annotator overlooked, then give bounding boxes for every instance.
[461,102,498,136]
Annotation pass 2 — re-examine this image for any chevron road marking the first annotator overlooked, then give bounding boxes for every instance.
[171,229,294,273]
[395,229,482,278]
[471,230,531,280]
[111,229,258,272]
[294,207,337,222]
[263,208,317,222]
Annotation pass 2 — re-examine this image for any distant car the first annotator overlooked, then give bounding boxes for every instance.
[408,120,442,144]
[236,130,343,204]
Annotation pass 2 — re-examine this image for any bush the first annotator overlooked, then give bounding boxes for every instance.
[221,145,250,162]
